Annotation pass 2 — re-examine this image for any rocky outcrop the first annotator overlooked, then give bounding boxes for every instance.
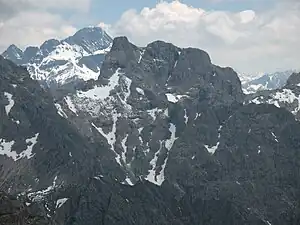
[0,192,52,225]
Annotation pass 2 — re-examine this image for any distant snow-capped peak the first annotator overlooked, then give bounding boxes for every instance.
[241,70,297,94]
[2,27,113,86]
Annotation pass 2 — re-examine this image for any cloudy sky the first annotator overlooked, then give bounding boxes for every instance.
[0,0,299,74]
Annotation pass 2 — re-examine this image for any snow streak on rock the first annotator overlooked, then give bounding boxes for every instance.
[77,69,121,101]
[56,198,69,209]
[4,92,14,115]
[146,141,163,185]
[64,96,78,115]
[165,93,189,103]
[204,125,222,154]
[19,133,39,160]
[0,138,16,160]
[28,176,60,202]
[184,109,189,125]
[92,111,122,166]
[146,123,178,186]
[136,87,144,95]
[55,103,68,118]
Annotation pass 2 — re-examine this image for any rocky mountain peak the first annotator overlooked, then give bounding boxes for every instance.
[285,72,300,88]
[110,36,135,51]
[23,46,39,62]
[1,27,114,87]
[39,39,60,54]
[64,26,112,54]
[102,37,243,105]
[2,44,24,65]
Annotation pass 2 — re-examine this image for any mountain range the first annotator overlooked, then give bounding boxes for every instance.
[1,27,300,225]
[2,27,112,89]
[242,70,297,94]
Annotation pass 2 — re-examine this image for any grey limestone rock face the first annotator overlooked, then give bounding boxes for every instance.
[1,35,300,225]
[2,45,24,65]
[64,27,112,54]
[0,192,52,225]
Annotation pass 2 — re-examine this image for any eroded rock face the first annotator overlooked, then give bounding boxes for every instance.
[0,192,52,225]
[1,36,300,225]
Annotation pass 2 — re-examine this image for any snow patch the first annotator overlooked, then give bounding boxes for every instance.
[92,111,122,166]
[164,108,169,117]
[146,123,178,186]
[165,123,177,151]
[119,75,132,111]
[166,93,189,103]
[204,143,220,154]
[146,141,163,185]
[136,87,145,95]
[19,133,39,160]
[124,177,134,186]
[28,176,59,202]
[64,96,78,115]
[94,175,104,180]
[0,133,39,161]
[56,198,68,209]
[4,92,14,115]
[0,139,16,160]
[121,134,128,164]
[138,127,144,134]
[138,49,145,64]
[55,103,68,118]
[184,109,189,125]
[271,132,279,142]
[194,113,201,120]
[77,68,121,100]
[147,108,163,121]
[166,93,178,103]
[174,59,178,68]
[28,42,102,85]
[249,89,300,115]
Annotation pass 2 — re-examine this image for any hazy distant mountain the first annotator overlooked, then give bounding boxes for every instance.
[242,70,296,93]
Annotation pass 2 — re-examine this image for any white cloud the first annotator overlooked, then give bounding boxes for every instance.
[0,0,91,51]
[0,11,77,50]
[100,1,300,74]
[0,0,91,16]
